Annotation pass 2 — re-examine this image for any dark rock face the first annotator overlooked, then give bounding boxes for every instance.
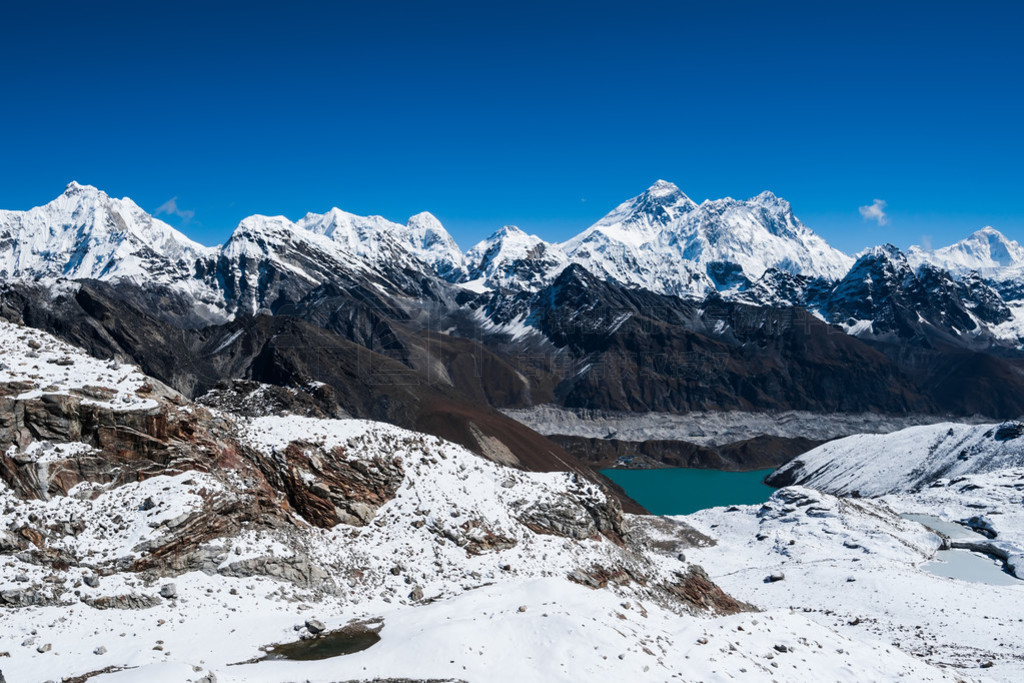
[664,565,751,614]
[470,265,1024,418]
[516,474,626,545]
[812,248,1006,341]
[197,379,347,419]
[253,442,406,528]
[0,387,222,500]
[504,267,930,414]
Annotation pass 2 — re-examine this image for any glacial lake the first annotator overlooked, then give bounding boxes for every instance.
[602,467,776,516]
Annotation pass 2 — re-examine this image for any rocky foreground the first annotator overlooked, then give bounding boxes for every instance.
[0,318,1005,682]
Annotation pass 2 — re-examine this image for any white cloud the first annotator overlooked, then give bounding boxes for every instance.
[155,196,195,223]
[858,198,888,225]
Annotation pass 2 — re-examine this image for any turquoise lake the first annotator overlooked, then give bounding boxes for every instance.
[602,468,777,516]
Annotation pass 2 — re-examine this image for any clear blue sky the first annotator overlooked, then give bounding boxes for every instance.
[2,1,1022,254]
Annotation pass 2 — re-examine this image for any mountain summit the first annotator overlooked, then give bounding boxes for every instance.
[554,181,852,297]
[0,181,213,287]
[909,226,1024,278]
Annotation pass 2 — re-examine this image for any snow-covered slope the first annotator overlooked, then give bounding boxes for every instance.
[0,182,217,298]
[771,421,1024,496]
[0,316,170,412]
[684,484,1024,681]
[909,227,1024,278]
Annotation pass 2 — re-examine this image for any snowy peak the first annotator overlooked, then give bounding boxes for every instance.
[62,180,96,196]
[0,180,213,287]
[564,180,697,252]
[465,226,568,291]
[909,226,1024,278]
[399,211,465,280]
[556,182,851,298]
[226,206,464,279]
[857,243,911,266]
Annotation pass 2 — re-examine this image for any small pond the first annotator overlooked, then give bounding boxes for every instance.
[903,514,1022,586]
[921,549,1022,587]
[602,467,776,516]
[263,625,381,661]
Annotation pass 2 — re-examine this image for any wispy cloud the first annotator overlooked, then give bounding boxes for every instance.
[155,196,195,223]
[858,198,888,226]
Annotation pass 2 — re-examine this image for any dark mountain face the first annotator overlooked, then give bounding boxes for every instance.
[0,280,650,512]
[505,265,1024,417]
[809,248,996,343]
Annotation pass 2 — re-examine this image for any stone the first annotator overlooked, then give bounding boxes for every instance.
[159,583,177,599]
[766,572,785,583]
[304,618,326,635]
[36,643,51,653]
[83,574,100,588]
[93,645,107,655]
[409,586,424,601]
[518,605,527,612]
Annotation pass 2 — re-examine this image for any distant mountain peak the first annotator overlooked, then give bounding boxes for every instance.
[908,226,1024,278]
[491,225,528,239]
[861,243,907,261]
[645,179,686,199]
[63,180,99,196]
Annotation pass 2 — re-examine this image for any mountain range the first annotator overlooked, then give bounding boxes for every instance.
[5,181,1024,333]
[3,180,1024,475]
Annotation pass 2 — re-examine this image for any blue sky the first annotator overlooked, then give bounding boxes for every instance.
[1,1,1022,254]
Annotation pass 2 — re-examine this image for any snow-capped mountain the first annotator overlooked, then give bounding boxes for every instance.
[0,182,470,317]
[7,181,1024,350]
[800,244,1012,341]
[463,225,569,291]
[0,182,216,296]
[460,181,853,297]
[400,211,466,280]
[558,182,852,298]
[214,209,456,315]
[909,226,1024,279]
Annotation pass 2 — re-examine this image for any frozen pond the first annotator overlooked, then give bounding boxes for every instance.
[901,513,979,541]
[904,514,1022,586]
[921,549,1022,586]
